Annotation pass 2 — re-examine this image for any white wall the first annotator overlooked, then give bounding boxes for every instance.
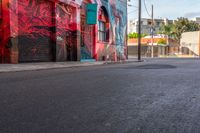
[180,31,200,56]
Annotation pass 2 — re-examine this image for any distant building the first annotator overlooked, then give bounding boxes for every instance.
[128,18,174,34]
[190,17,200,24]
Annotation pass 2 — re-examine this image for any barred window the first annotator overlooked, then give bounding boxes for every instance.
[98,21,106,41]
[98,7,109,42]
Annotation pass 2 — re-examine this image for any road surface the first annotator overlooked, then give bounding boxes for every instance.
[0,58,200,133]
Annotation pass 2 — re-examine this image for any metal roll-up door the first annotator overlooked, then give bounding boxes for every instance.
[18,0,54,62]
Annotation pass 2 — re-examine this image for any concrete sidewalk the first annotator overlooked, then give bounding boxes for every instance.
[0,59,138,73]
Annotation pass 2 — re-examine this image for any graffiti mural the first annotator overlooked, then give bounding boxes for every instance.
[0,0,11,63]
[56,3,77,61]
[80,0,96,60]
[0,0,127,63]
[18,0,54,62]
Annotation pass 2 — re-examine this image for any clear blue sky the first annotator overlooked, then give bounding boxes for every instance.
[128,0,200,20]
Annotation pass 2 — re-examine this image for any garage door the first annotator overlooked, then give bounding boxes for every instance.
[18,0,54,62]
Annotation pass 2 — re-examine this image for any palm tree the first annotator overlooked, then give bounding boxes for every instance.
[159,24,174,44]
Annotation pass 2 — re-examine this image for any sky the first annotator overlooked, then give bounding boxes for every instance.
[128,0,200,20]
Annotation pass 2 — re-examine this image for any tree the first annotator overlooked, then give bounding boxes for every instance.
[128,32,147,39]
[159,24,174,37]
[128,32,138,39]
[171,17,199,43]
[159,17,200,43]
[157,38,167,45]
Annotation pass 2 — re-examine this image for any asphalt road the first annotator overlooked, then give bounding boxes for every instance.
[1,58,200,133]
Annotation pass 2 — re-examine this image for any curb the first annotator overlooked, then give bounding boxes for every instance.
[0,62,105,73]
[0,60,144,73]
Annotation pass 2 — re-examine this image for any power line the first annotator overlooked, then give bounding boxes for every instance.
[127,0,138,8]
[128,4,138,8]
[143,0,151,17]
[128,9,138,14]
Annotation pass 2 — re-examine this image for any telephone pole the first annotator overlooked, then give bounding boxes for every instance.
[151,4,154,58]
[138,0,141,61]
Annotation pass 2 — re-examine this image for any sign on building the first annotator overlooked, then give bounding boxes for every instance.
[86,4,97,25]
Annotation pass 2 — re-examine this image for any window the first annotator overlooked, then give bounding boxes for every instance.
[98,7,109,42]
[98,21,106,41]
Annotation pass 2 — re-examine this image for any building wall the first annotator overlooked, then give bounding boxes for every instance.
[0,0,127,63]
[96,0,127,61]
[180,31,200,56]
[128,45,159,57]
[128,37,179,56]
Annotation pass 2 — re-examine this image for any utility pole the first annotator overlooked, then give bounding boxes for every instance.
[126,0,128,60]
[138,0,141,61]
[151,4,154,58]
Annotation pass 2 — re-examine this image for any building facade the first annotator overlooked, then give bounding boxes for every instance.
[128,18,174,34]
[0,0,127,63]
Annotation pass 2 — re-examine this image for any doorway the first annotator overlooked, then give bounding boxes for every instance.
[80,15,95,60]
